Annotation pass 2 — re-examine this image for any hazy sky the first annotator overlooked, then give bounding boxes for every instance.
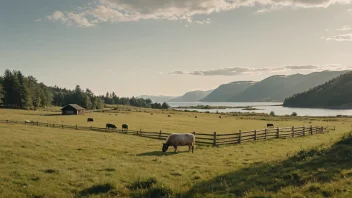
[1,0,352,96]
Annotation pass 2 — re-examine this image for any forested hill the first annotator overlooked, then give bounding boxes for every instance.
[201,81,255,102]
[227,70,348,102]
[283,71,352,108]
[168,90,213,102]
[0,70,169,110]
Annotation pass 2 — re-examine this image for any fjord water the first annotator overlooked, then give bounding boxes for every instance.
[169,102,352,117]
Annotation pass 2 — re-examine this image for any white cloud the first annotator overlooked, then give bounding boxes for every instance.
[34,18,42,22]
[46,10,95,27]
[45,0,352,27]
[325,33,352,41]
[166,64,350,76]
[336,25,351,31]
[195,19,211,25]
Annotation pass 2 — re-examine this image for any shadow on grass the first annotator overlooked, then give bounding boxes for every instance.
[136,151,189,156]
[76,183,118,197]
[184,133,352,197]
[40,114,66,116]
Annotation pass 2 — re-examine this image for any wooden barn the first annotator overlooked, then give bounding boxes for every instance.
[61,104,85,115]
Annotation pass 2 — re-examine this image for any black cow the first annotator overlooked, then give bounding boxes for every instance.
[122,124,128,130]
[106,124,117,129]
[267,123,274,128]
[87,118,94,122]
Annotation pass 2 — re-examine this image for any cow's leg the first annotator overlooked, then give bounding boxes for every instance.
[188,145,191,152]
[192,145,194,153]
[173,146,177,152]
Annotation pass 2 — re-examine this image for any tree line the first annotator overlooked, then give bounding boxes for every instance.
[100,92,170,109]
[0,70,169,110]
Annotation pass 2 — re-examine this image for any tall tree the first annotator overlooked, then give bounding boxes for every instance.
[16,71,32,109]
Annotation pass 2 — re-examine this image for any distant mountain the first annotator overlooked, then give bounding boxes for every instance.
[228,70,348,102]
[167,90,213,102]
[138,95,176,103]
[283,71,352,108]
[201,81,256,102]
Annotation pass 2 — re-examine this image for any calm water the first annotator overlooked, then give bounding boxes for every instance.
[169,102,352,117]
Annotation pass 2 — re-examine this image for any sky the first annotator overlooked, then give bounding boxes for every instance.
[1,0,352,97]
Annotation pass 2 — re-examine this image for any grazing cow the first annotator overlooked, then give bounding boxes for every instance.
[162,133,195,153]
[195,116,198,118]
[168,115,171,117]
[219,116,222,118]
[122,124,128,130]
[267,123,274,128]
[106,124,117,129]
[87,118,94,122]
[25,120,30,124]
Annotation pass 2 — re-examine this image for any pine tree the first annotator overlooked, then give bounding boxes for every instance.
[0,83,3,105]
[16,71,32,109]
[3,70,21,108]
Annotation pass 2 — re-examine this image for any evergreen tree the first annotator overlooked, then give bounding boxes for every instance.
[16,71,32,109]
[3,70,21,108]
[0,83,3,105]
[161,102,170,109]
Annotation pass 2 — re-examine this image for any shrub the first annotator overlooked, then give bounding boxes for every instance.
[270,111,275,116]
[127,178,157,190]
[291,112,298,116]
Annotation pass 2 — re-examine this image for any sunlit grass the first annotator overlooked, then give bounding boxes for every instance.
[0,108,351,197]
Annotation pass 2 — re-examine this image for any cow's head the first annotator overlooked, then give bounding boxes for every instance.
[162,143,169,152]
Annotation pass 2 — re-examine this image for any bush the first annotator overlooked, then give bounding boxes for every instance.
[270,111,275,116]
[291,112,298,116]
[127,178,157,190]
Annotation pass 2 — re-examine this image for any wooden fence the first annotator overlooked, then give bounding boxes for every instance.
[0,120,334,146]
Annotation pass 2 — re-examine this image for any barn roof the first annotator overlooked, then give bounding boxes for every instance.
[61,104,85,111]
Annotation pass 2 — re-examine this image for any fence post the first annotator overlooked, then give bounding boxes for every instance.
[6,120,8,124]
[334,126,336,130]
[76,125,78,130]
[159,130,162,139]
[213,132,217,147]
[37,121,39,126]
[254,130,257,141]
[321,126,323,133]
[140,129,142,136]
[292,126,294,138]
[276,127,280,139]
[264,129,267,140]
[62,124,64,129]
[310,125,313,135]
[238,130,242,144]
[303,126,306,136]
[316,126,318,134]
[47,123,49,127]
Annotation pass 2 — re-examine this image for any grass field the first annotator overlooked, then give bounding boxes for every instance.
[0,107,344,134]
[0,107,352,197]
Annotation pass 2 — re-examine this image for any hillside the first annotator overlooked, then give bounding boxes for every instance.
[228,70,347,102]
[201,81,255,102]
[168,90,213,102]
[138,95,175,103]
[283,71,352,108]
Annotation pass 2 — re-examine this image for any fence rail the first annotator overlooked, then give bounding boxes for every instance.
[0,119,335,146]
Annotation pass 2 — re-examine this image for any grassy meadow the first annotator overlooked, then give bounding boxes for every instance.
[0,107,352,197]
[0,106,345,133]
